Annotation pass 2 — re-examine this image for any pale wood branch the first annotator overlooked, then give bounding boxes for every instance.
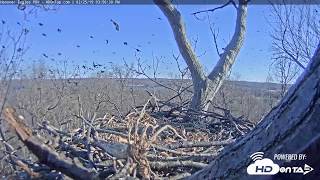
[3,108,96,180]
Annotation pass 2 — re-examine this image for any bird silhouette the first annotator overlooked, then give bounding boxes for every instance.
[157,17,162,20]
[106,40,109,44]
[123,42,128,45]
[110,19,120,31]
[135,48,141,52]
[1,20,5,24]
[57,52,62,56]
[17,48,22,52]
[90,35,94,39]
[57,28,62,32]
[93,62,102,68]
[23,28,29,34]
[17,22,21,25]
[2,45,5,49]
[42,53,48,58]
[42,33,47,37]
[76,45,80,48]
[39,23,44,26]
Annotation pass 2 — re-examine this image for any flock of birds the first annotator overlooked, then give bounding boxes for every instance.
[1,18,143,65]
[1,15,165,78]
[36,19,142,59]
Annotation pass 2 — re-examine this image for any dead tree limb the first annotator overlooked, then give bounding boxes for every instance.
[166,139,234,150]
[3,108,96,180]
[150,160,207,170]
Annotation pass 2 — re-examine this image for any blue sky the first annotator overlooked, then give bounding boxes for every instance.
[0,4,274,82]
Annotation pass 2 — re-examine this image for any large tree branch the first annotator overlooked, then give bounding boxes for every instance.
[154,0,206,83]
[206,0,247,89]
[208,0,247,79]
[3,108,96,180]
[155,0,248,110]
[189,42,320,179]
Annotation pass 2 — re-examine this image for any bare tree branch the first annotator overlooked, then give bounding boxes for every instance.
[154,0,248,110]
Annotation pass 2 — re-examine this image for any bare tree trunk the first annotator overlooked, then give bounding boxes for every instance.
[154,0,247,111]
[189,43,320,179]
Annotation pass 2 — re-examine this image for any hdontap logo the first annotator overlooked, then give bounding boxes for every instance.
[247,152,313,176]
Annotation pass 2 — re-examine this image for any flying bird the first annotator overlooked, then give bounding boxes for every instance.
[106,40,109,44]
[123,42,128,45]
[23,28,29,34]
[57,52,62,56]
[17,48,22,52]
[110,19,120,31]
[1,20,5,24]
[157,17,162,20]
[17,22,21,25]
[93,62,102,68]
[135,48,141,52]
[76,45,80,48]
[42,53,48,58]
[57,28,62,32]
[2,45,5,49]
[38,23,44,26]
[42,33,47,37]
[90,35,94,39]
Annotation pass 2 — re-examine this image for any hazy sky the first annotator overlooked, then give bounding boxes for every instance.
[0,4,275,82]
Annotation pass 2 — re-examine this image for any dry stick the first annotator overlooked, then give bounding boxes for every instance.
[224,110,246,136]
[152,145,215,157]
[0,149,42,178]
[166,139,234,150]
[151,124,186,142]
[150,160,207,170]
[132,98,152,144]
[3,107,96,180]
[110,158,136,180]
[95,128,128,138]
[191,0,237,15]
[75,113,128,138]
[11,155,41,178]
[147,154,216,162]
[162,172,191,180]
[145,90,160,111]
[38,121,72,137]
